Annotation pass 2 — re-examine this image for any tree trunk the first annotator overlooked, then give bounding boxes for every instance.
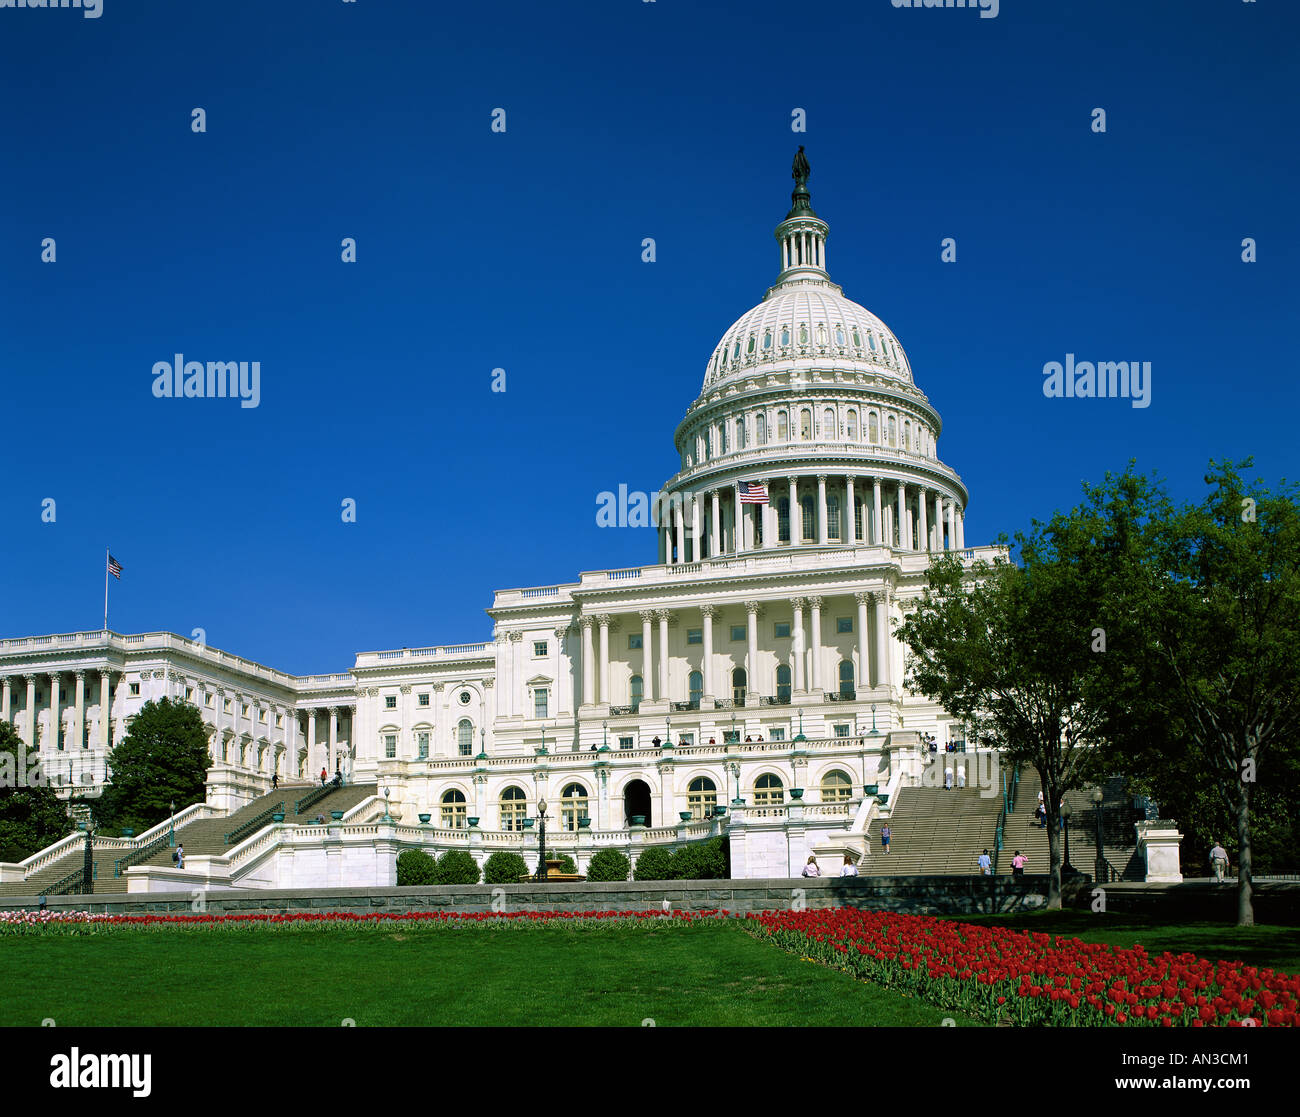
[1045,792,1061,910]
[1236,772,1253,927]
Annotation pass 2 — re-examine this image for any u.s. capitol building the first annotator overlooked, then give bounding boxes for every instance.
[0,156,999,884]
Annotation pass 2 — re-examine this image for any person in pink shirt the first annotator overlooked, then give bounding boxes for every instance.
[1011,851,1027,877]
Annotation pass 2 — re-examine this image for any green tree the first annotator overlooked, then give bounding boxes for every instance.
[585,847,631,882]
[434,849,481,885]
[0,722,73,861]
[397,848,437,886]
[483,850,529,884]
[1122,461,1300,926]
[96,698,210,834]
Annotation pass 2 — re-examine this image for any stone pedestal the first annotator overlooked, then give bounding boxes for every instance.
[1136,820,1183,883]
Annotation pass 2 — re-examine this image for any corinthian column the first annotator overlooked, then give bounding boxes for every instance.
[700,605,716,700]
[580,616,595,707]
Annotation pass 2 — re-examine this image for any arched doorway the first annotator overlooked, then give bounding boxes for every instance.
[624,779,652,828]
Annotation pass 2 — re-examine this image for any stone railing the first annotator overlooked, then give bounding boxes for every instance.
[355,643,494,667]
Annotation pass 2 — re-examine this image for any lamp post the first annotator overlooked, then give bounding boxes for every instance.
[537,799,548,882]
[169,799,175,848]
[729,710,736,744]
[82,819,94,896]
[1061,798,1076,876]
[1092,788,1105,883]
[727,760,741,806]
[869,703,879,736]
[602,719,608,749]
[665,715,671,747]
[383,785,391,822]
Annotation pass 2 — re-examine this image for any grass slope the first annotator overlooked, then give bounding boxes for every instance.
[0,922,974,1027]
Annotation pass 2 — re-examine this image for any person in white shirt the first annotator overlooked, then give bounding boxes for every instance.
[977,849,992,876]
[944,767,954,790]
[1209,842,1229,881]
[802,855,820,878]
[840,855,859,877]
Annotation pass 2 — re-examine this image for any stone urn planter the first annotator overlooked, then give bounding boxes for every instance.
[790,788,804,800]
[679,811,694,822]
[121,828,134,838]
[522,818,535,828]
[864,784,879,796]
[271,813,285,823]
[467,817,480,828]
[577,817,592,829]
[331,811,344,821]
[629,815,647,827]
[418,813,431,824]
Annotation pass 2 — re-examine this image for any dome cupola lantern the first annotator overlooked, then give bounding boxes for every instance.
[771,145,832,293]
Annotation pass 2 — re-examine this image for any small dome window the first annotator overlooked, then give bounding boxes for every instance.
[781,326,791,346]
[732,341,740,359]
[852,328,861,348]
[816,325,827,345]
[799,325,809,345]
[835,326,845,346]
[763,330,772,350]
[868,334,878,352]
[747,335,755,355]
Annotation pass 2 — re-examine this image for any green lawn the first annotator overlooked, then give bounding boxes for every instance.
[0,921,975,1027]
[952,910,1300,973]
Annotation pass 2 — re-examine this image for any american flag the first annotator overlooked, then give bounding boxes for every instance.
[738,481,768,504]
[107,554,122,579]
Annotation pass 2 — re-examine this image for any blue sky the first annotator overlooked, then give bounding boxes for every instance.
[1,0,1296,674]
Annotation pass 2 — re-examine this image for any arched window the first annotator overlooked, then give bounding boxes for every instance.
[887,415,897,447]
[688,777,717,819]
[821,770,853,803]
[778,497,790,543]
[846,409,858,439]
[732,667,747,705]
[441,788,467,829]
[735,416,746,449]
[838,659,855,699]
[828,495,841,541]
[868,412,879,442]
[799,409,811,439]
[457,719,473,757]
[854,499,864,542]
[776,664,792,704]
[630,675,643,710]
[688,671,703,707]
[756,412,766,445]
[719,422,728,455]
[903,420,911,450]
[823,407,836,439]
[777,410,789,441]
[801,496,815,542]
[561,783,589,831]
[500,786,527,831]
[754,773,785,807]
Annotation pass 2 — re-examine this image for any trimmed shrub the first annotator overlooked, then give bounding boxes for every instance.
[396,848,437,886]
[585,847,631,883]
[434,849,482,885]
[483,851,529,884]
[632,845,675,881]
[671,836,728,881]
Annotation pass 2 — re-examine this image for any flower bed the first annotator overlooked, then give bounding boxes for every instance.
[746,909,1299,1027]
[0,909,730,936]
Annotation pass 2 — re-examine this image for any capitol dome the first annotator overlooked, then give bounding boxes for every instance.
[656,150,969,566]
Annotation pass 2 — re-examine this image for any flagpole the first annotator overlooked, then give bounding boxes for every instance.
[104,547,110,632]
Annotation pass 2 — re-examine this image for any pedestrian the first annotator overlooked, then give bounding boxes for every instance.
[881,824,891,854]
[320,766,328,787]
[175,844,185,869]
[802,855,820,878]
[944,766,953,790]
[956,765,967,789]
[977,849,992,876]
[1209,841,1229,882]
[1011,850,1026,878]
[271,773,278,790]
[840,855,858,877]
[1036,802,1047,829]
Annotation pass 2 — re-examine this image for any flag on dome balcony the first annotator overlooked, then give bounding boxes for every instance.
[738,481,768,504]
[107,554,122,579]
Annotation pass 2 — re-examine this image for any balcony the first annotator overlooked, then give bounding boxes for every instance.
[826,690,857,702]
[761,694,792,706]
[672,700,701,712]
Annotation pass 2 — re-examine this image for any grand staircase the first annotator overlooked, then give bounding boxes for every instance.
[0,782,379,899]
[860,783,1002,875]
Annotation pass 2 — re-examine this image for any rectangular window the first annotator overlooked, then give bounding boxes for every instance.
[724,730,740,744]
[730,625,745,642]
[417,731,429,759]
[242,704,249,716]
[384,695,397,709]
[205,693,213,707]
[770,728,786,742]
[534,688,549,719]
[60,689,67,702]
[679,733,695,747]
[628,634,642,650]
[774,622,791,639]
[184,687,193,701]
[418,693,429,707]
[619,736,635,750]
[275,714,283,728]
[834,724,850,738]
[687,628,702,645]
[384,734,397,759]
[837,617,853,634]
[260,708,267,722]
[130,683,141,697]
[533,641,548,657]
[223,698,231,712]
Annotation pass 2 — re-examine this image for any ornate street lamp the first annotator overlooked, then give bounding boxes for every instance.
[1061,798,1076,876]
[537,799,548,882]
[727,760,742,806]
[665,715,671,747]
[169,799,176,848]
[81,819,94,896]
[383,785,391,822]
[1092,788,1106,883]
[868,703,879,736]
[729,710,736,744]
[602,719,608,749]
